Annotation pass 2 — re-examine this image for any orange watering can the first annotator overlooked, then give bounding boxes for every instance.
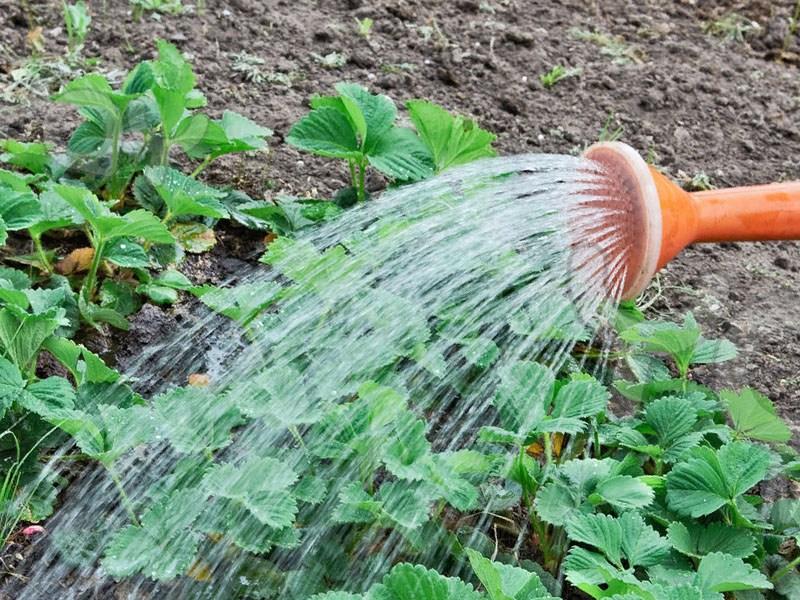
[582,142,800,299]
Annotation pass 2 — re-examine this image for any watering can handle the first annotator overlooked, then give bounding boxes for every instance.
[690,181,800,243]
[649,165,800,269]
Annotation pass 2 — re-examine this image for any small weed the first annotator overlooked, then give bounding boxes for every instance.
[598,114,624,142]
[682,171,715,191]
[381,62,416,74]
[231,53,298,86]
[0,57,76,103]
[130,0,183,21]
[417,18,449,48]
[645,144,658,165]
[704,13,759,44]
[63,1,91,62]
[231,52,266,83]
[355,17,373,39]
[784,1,800,52]
[311,51,347,69]
[570,28,646,64]
[539,65,581,89]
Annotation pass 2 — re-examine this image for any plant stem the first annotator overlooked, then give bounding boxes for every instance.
[771,554,800,584]
[190,156,213,178]
[160,135,171,167]
[161,210,173,228]
[107,466,140,526]
[289,426,307,451]
[108,120,122,187]
[593,425,601,459]
[357,162,366,202]
[32,234,51,273]
[83,240,105,303]
[784,1,800,51]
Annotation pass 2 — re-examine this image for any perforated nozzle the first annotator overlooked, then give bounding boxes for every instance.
[581,141,800,301]
[582,142,662,300]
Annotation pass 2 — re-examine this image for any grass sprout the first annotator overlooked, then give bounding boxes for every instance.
[539,65,581,89]
[704,13,759,44]
[570,28,646,64]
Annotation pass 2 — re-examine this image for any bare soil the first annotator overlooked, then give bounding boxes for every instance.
[0,0,799,593]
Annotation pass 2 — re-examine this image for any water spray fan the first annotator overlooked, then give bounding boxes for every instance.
[583,141,800,299]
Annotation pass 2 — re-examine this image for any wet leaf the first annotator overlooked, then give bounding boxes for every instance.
[171,222,216,253]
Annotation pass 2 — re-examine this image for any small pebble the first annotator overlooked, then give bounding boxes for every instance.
[774,256,790,270]
[22,525,45,537]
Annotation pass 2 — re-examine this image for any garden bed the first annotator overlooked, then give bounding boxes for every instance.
[0,0,798,598]
[2,0,798,429]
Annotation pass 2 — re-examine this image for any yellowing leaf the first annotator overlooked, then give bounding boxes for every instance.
[186,559,213,582]
[527,433,565,458]
[26,27,45,53]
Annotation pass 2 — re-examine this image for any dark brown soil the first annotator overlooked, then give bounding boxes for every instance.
[1,0,799,593]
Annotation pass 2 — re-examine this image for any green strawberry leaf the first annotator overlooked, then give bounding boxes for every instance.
[103,238,150,268]
[154,386,243,454]
[203,456,299,529]
[183,110,271,159]
[493,361,555,434]
[191,280,281,327]
[143,166,227,220]
[102,487,206,581]
[666,442,772,520]
[466,548,558,600]
[366,127,433,182]
[721,388,791,443]
[406,99,496,173]
[0,139,52,174]
[695,552,772,593]
[287,106,362,159]
[0,304,64,373]
[370,563,484,600]
[667,521,756,559]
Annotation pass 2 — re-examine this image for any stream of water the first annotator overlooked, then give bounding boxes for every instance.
[9,154,631,599]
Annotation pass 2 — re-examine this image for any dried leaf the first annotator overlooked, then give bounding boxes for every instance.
[56,247,95,274]
[188,373,210,387]
[527,433,565,458]
[26,27,45,53]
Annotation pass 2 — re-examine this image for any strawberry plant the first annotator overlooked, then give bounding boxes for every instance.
[288,83,433,202]
[0,59,797,600]
[308,551,559,600]
[63,1,91,63]
[0,40,273,333]
[130,0,183,20]
[287,84,495,202]
[52,184,173,328]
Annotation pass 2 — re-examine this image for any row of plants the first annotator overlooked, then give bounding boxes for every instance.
[11,230,796,598]
[0,38,496,326]
[0,37,497,578]
[104,231,797,598]
[1,40,798,600]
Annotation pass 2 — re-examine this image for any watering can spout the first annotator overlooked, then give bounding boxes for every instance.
[582,142,800,300]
